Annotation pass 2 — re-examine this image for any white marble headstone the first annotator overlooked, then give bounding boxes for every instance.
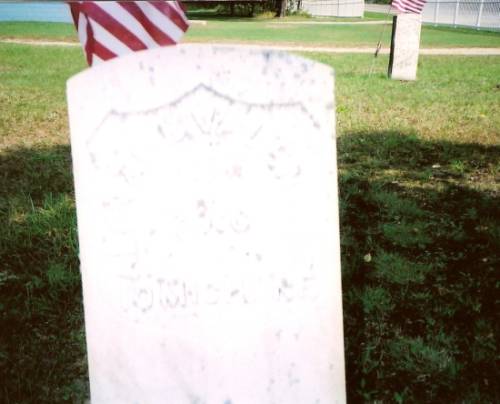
[67,44,345,404]
[389,13,422,81]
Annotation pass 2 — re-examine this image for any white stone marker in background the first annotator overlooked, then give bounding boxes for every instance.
[388,13,423,81]
[67,44,345,403]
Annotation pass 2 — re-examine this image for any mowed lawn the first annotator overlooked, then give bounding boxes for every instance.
[1,19,500,47]
[0,20,499,404]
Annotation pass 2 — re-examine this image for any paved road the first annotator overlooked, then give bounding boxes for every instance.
[2,38,500,55]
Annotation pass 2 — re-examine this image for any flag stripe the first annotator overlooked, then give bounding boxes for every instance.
[92,40,118,62]
[136,2,184,43]
[89,17,136,56]
[401,0,424,9]
[83,14,93,65]
[68,1,189,66]
[96,2,159,48]
[85,2,148,51]
[77,12,88,50]
[392,0,427,13]
[92,54,105,65]
[69,3,80,26]
[149,1,189,32]
[118,1,176,46]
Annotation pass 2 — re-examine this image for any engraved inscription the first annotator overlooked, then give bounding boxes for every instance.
[119,270,320,315]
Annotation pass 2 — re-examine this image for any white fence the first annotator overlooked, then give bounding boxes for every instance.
[301,0,365,17]
[423,0,500,30]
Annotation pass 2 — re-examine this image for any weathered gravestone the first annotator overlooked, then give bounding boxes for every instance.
[388,13,422,81]
[67,44,346,403]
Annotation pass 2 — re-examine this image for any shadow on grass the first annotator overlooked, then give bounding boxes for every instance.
[0,132,498,402]
[0,145,88,403]
[339,131,499,402]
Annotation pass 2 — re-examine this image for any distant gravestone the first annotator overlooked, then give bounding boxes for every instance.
[67,44,346,403]
[388,13,422,81]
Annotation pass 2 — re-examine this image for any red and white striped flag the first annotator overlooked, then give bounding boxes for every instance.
[391,0,427,14]
[69,1,189,66]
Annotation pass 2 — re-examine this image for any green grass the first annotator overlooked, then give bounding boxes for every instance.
[1,31,499,404]
[1,20,500,48]
[0,43,87,403]
[310,53,500,145]
[336,132,499,402]
[0,21,75,42]
[184,20,500,48]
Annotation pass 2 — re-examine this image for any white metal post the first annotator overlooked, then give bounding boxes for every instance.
[476,0,485,29]
[453,0,460,26]
[434,0,440,25]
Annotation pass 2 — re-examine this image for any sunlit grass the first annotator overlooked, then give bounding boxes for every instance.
[1,19,500,48]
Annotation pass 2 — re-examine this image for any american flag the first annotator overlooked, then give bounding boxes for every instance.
[69,1,189,66]
[391,0,427,14]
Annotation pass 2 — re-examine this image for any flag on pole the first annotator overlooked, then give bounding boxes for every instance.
[391,0,427,14]
[69,1,189,66]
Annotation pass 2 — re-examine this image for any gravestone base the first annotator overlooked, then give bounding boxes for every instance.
[388,13,422,81]
[67,44,346,403]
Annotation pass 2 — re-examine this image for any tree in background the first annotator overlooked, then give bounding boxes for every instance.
[277,0,287,17]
